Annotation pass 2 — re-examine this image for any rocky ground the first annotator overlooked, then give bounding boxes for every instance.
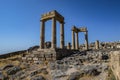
[0,49,116,80]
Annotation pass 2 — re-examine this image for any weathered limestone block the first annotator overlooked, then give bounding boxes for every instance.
[33,58,38,61]
[30,54,35,57]
[33,54,40,58]
[22,57,26,60]
[52,57,56,61]
[45,54,52,58]
[46,58,52,61]
[27,58,32,61]
[39,58,46,61]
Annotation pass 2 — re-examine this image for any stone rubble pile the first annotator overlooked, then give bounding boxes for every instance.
[48,50,109,80]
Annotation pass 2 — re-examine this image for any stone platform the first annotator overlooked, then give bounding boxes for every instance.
[22,48,79,63]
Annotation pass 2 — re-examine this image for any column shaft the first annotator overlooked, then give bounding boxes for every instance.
[95,40,99,49]
[76,32,79,50]
[51,18,56,48]
[72,31,75,49]
[40,21,45,49]
[85,31,89,50]
[60,23,64,49]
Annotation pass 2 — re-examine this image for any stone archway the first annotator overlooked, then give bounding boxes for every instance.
[40,10,65,49]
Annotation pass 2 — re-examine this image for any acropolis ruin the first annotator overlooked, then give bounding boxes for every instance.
[0,10,120,80]
[32,10,90,60]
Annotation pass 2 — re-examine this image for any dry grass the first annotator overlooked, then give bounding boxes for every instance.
[0,59,20,68]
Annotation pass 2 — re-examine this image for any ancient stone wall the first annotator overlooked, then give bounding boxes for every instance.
[110,51,120,80]
[22,49,79,63]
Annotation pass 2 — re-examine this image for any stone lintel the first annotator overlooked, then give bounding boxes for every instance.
[71,26,79,33]
[78,27,87,32]
[41,10,64,23]
[72,26,88,32]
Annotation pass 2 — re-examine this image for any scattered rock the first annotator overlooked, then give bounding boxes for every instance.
[31,75,46,80]
[68,72,81,80]
[2,64,14,70]
[6,66,21,75]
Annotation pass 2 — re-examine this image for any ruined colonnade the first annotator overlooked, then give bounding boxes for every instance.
[72,26,89,50]
[39,10,89,51]
[40,10,65,49]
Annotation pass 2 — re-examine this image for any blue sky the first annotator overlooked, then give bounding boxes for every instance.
[0,0,120,54]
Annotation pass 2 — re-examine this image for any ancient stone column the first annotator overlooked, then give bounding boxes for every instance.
[75,32,79,50]
[51,18,56,49]
[72,31,75,49]
[40,20,45,49]
[95,40,99,49]
[60,22,64,49]
[85,31,89,50]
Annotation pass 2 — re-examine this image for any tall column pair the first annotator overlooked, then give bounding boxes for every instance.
[72,31,79,50]
[52,18,65,49]
[40,18,64,49]
[72,31,89,50]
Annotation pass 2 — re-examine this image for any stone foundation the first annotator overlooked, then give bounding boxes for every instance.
[22,49,79,63]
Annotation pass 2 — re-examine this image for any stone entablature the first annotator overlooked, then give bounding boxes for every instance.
[79,27,87,32]
[72,26,87,32]
[41,10,64,23]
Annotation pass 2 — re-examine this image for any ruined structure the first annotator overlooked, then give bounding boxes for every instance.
[21,10,120,64]
[39,10,65,49]
[1,10,120,80]
[71,26,89,50]
[87,41,120,50]
[22,10,81,62]
[95,40,100,49]
[22,10,89,62]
